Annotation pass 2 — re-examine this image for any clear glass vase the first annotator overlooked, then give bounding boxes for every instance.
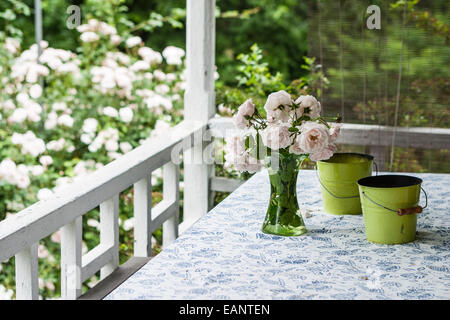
[262,153,307,236]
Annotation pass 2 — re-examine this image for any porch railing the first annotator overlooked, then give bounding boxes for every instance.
[0,120,204,299]
[208,117,450,193]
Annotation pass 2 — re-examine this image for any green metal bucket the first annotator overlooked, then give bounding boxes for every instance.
[317,153,374,215]
[358,175,427,244]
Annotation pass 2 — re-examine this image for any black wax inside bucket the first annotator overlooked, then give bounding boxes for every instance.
[358,175,422,188]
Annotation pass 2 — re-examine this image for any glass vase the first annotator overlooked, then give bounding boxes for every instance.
[262,153,307,236]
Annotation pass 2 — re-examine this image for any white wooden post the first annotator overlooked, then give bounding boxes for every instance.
[183,0,216,225]
[61,217,82,299]
[100,195,119,279]
[162,162,180,248]
[15,243,39,300]
[133,175,152,257]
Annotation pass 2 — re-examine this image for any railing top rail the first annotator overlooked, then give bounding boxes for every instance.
[0,120,204,262]
[208,117,450,149]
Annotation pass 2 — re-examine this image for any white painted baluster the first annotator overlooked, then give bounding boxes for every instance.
[61,217,82,299]
[134,175,152,257]
[15,243,39,300]
[100,195,119,279]
[183,0,216,226]
[162,162,180,248]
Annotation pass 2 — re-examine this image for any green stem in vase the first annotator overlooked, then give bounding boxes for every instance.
[262,153,307,236]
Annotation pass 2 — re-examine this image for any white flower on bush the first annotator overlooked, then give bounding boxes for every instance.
[44,111,58,130]
[261,123,292,150]
[0,159,18,185]
[102,106,119,118]
[30,165,45,176]
[29,84,42,99]
[5,37,20,54]
[11,131,46,157]
[138,47,162,65]
[119,142,133,153]
[162,46,185,65]
[8,108,27,123]
[57,114,74,127]
[119,107,133,123]
[37,188,54,201]
[80,32,99,43]
[82,118,98,133]
[130,60,150,72]
[0,285,13,300]
[46,138,65,151]
[39,155,53,167]
[298,121,330,153]
[155,84,170,95]
[264,90,293,122]
[126,36,142,48]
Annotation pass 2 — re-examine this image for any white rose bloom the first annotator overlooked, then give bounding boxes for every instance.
[162,46,185,65]
[155,84,170,95]
[105,139,119,152]
[37,188,54,201]
[57,114,74,127]
[130,60,150,72]
[264,90,293,122]
[298,121,330,153]
[80,32,99,43]
[5,37,20,54]
[82,118,98,133]
[9,108,28,123]
[44,112,58,130]
[294,95,321,119]
[119,142,133,153]
[110,35,122,45]
[16,174,30,189]
[39,155,53,166]
[261,123,292,150]
[126,36,142,48]
[119,107,133,123]
[102,106,119,118]
[123,217,134,231]
[31,165,45,176]
[29,84,43,99]
[80,133,93,144]
[138,47,162,64]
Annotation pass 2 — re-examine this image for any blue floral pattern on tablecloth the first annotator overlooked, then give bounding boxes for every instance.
[106,170,450,300]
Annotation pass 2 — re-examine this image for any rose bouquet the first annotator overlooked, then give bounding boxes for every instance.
[225,90,342,236]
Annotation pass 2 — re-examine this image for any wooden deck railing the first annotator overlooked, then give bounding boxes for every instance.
[0,120,204,299]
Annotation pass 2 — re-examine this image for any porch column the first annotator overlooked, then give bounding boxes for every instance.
[183,0,215,226]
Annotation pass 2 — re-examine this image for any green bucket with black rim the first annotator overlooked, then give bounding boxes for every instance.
[317,153,374,215]
[358,175,427,244]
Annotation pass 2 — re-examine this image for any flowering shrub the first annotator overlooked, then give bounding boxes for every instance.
[0,18,187,299]
[224,91,341,173]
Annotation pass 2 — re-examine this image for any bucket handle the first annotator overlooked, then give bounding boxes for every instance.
[361,187,428,216]
[315,161,379,200]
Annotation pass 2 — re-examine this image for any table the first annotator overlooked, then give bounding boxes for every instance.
[106,170,449,300]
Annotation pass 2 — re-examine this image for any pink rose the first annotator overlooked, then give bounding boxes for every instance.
[233,99,255,129]
[329,123,342,142]
[233,113,248,130]
[225,135,245,156]
[298,121,330,153]
[309,143,337,162]
[264,90,292,122]
[289,138,304,155]
[237,99,255,117]
[262,124,292,150]
[294,95,321,118]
